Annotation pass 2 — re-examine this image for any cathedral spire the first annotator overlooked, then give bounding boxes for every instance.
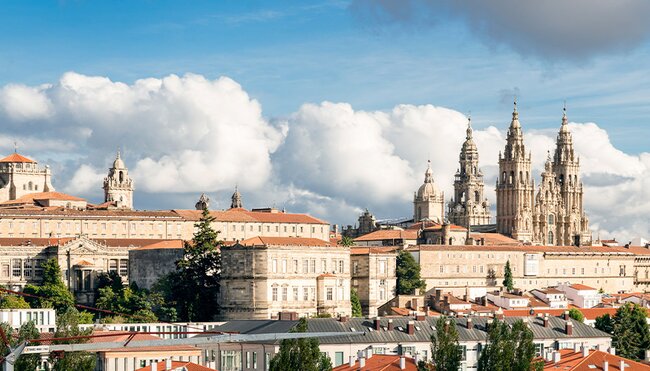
[424,160,433,183]
[231,185,243,209]
[466,115,473,140]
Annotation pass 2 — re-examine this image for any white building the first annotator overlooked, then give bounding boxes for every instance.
[531,288,569,309]
[0,308,56,332]
[486,291,530,310]
[557,283,602,308]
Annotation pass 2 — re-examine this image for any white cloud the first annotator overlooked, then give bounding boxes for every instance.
[0,72,647,242]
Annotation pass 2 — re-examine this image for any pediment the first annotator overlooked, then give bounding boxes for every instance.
[61,235,108,255]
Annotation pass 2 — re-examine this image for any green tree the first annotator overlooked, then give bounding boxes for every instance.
[568,308,584,323]
[595,314,614,334]
[0,321,40,371]
[49,307,96,371]
[430,316,462,371]
[502,260,514,292]
[340,236,354,247]
[612,303,650,360]
[269,318,331,371]
[170,207,222,321]
[94,283,159,323]
[23,258,74,313]
[350,289,362,317]
[0,293,30,309]
[478,319,541,371]
[396,250,425,295]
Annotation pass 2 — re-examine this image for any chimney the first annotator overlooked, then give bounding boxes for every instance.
[359,357,366,368]
[150,362,157,371]
[407,320,415,335]
[340,315,349,323]
[374,317,381,331]
[603,360,609,371]
[366,347,373,359]
[566,321,573,335]
[620,360,626,370]
[544,352,553,362]
[467,317,473,329]
[416,314,425,321]
[582,346,589,358]
[388,319,394,331]
[645,349,650,362]
[543,315,550,328]
[609,347,616,356]
[165,359,172,370]
[399,356,406,370]
[553,351,561,364]
[348,356,354,367]
[573,343,580,352]
[563,310,570,320]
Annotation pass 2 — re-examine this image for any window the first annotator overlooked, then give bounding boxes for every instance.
[293,260,299,273]
[246,351,250,368]
[119,260,128,276]
[548,231,554,245]
[303,259,309,273]
[12,259,21,277]
[252,352,257,369]
[109,259,118,273]
[338,260,344,273]
[322,259,327,273]
[272,286,278,301]
[272,259,278,273]
[548,214,555,225]
[281,259,287,273]
[303,287,309,301]
[220,350,240,371]
[293,287,299,301]
[310,259,316,273]
[353,261,358,275]
[34,260,43,277]
[282,286,288,301]
[326,288,333,301]
[334,352,344,367]
[23,259,32,278]
[379,260,386,274]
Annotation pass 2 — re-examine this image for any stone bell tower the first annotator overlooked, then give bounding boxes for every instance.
[103,151,134,209]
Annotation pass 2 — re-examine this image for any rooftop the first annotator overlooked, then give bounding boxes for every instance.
[0,153,36,163]
[134,361,216,371]
[333,354,417,371]
[540,349,650,371]
[236,236,332,247]
[354,229,418,242]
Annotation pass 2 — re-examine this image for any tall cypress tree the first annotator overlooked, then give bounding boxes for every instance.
[350,289,362,317]
[172,207,222,321]
[502,260,514,292]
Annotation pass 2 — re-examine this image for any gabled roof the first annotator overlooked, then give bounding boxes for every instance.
[0,192,86,206]
[333,354,418,371]
[541,349,650,370]
[134,361,216,371]
[132,240,184,251]
[354,229,418,242]
[570,284,596,291]
[173,208,328,225]
[237,236,332,247]
[90,332,198,353]
[471,232,522,246]
[0,153,36,163]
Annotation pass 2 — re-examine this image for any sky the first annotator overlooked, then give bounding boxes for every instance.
[0,0,649,242]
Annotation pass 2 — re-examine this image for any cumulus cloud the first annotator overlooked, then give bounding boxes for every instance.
[0,72,647,241]
[349,0,650,60]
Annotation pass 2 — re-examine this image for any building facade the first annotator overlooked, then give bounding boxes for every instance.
[219,237,352,320]
[448,118,492,227]
[0,153,54,203]
[413,161,444,223]
[351,247,397,317]
[103,151,134,210]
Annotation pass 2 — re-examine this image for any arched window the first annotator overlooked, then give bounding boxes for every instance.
[545,190,549,199]
[502,172,507,183]
[449,237,453,245]
[119,171,124,182]
[28,181,33,191]
[519,171,523,184]
[474,191,480,203]
[559,174,565,185]
[548,231,554,245]
[509,171,514,184]
[548,214,555,225]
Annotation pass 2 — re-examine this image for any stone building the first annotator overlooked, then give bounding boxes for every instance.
[350,247,397,317]
[496,102,591,245]
[409,244,641,297]
[128,240,184,290]
[0,236,169,304]
[103,151,134,210]
[219,236,352,319]
[413,161,444,223]
[0,152,54,203]
[447,118,492,227]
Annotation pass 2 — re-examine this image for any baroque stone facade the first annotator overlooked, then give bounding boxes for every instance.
[350,247,397,317]
[0,153,54,203]
[413,161,444,223]
[103,151,134,210]
[447,118,492,227]
[496,102,591,245]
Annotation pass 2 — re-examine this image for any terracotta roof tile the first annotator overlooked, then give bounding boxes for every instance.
[570,284,596,291]
[237,236,332,247]
[90,331,198,353]
[0,153,36,163]
[0,192,86,206]
[173,208,328,225]
[540,349,650,370]
[354,229,418,242]
[134,361,216,371]
[350,246,399,255]
[132,240,185,250]
[471,233,522,246]
[333,354,418,371]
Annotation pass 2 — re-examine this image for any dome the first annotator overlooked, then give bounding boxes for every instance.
[416,161,441,199]
[113,151,125,169]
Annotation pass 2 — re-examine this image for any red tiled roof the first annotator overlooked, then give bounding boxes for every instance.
[570,284,596,291]
[350,246,399,255]
[90,332,198,353]
[422,223,467,232]
[410,244,649,255]
[132,240,185,250]
[471,233,522,246]
[354,229,418,242]
[134,361,216,371]
[0,192,86,206]
[237,236,332,247]
[0,153,36,163]
[541,349,650,370]
[173,208,328,225]
[333,354,418,371]
[75,260,94,266]
[503,308,617,321]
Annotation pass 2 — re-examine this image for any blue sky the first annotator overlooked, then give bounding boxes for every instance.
[2,1,650,152]
[0,0,649,240]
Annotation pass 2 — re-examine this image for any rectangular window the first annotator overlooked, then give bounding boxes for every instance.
[272,259,278,273]
[303,259,309,273]
[282,259,287,273]
[109,259,118,273]
[379,260,386,274]
[246,351,250,368]
[23,259,32,278]
[334,352,344,367]
[338,260,344,274]
[310,259,316,273]
[322,259,327,273]
[310,287,316,301]
[293,260,299,273]
[275,226,279,232]
[353,261,358,275]
[282,287,288,301]
[284,226,287,232]
[253,352,257,369]
[119,260,128,276]
[272,287,278,301]
[303,287,309,301]
[326,288,333,301]
[12,259,21,277]
[293,287,299,301]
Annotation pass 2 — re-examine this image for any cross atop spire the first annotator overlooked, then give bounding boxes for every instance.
[466,115,473,140]
[13,141,17,153]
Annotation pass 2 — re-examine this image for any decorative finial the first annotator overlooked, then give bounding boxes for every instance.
[466,115,473,140]
[13,140,17,153]
[513,95,518,112]
[116,147,121,159]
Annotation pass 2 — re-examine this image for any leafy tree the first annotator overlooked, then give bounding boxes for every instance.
[49,307,96,371]
[595,314,614,334]
[396,250,425,295]
[23,258,74,313]
[169,207,222,321]
[340,236,354,247]
[478,319,541,371]
[350,289,362,317]
[502,260,514,292]
[0,293,30,309]
[0,321,40,371]
[612,303,650,360]
[430,316,462,371]
[269,318,331,371]
[94,282,159,323]
[568,308,584,323]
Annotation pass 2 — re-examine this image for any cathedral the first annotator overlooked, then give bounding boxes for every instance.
[495,101,591,246]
